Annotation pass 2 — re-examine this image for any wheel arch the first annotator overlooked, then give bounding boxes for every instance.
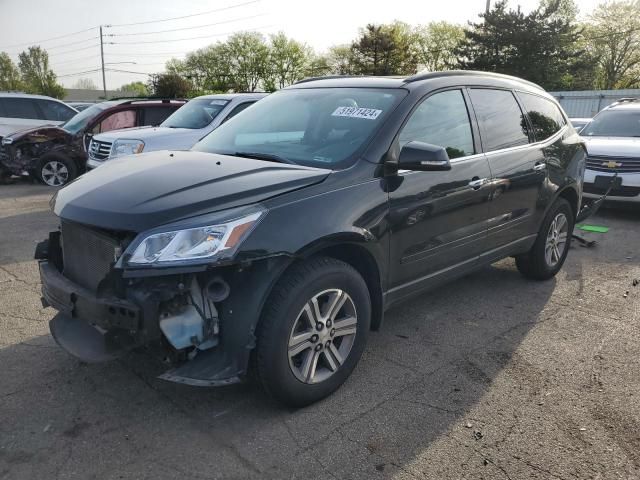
[296,239,385,331]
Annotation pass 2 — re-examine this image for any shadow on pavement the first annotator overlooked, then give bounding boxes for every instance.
[0,261,556,479]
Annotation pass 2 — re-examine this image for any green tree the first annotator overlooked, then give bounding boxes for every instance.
[0,52,23,90]
[18,46,65,98]
[457,0,594,90]
[225,32,270,92]
[414,21,464,71]
[117,81,149,96]
[585,0,640,89]
[265,32,311,90]
[351,22,417,75]
[325,45,357,75]
[148,73,191,98]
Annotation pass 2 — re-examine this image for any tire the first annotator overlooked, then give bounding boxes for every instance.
[37,155,77,187]
[516,197,574,280]
[255,256,371,407]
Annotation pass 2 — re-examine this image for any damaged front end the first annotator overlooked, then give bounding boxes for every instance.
[36,213,290,386]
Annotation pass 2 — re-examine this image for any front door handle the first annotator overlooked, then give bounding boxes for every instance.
[533,162,546,171]
[468,177,488,189]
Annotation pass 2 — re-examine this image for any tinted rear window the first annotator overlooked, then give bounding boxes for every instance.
[0,98,40,119]
[143,106,178,126]
[469,89,529,151]
[519,92,565,141]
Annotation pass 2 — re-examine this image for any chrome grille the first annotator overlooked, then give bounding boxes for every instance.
[61,220,118,291]
[586,155,640,173]
[88,139,113,161]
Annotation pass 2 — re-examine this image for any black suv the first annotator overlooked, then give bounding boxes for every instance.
[0,98,185,186]
[37,71,585,406]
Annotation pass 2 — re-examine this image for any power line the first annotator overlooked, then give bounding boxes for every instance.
[4,36,99,54]
[108,13,266,37]
[110,25,274,45]
[106,68,155,76]
[105,51,188,57]
[0,26,97,50]
[57,68,102,78]
[106,0,259,28]
[48,43,101,57]
[50,54,101,66]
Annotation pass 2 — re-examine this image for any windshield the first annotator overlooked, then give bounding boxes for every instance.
[581,109,640,137]
[161,98,229,129]
[193,87,407,168]
[62,103,109,134]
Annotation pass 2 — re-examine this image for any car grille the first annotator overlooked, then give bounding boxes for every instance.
[585,155,640,173]
[61,220,119,291]
[88,139,112,161]
[584,183,640,198]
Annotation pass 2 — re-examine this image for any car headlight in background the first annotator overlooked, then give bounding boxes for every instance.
[112,139,144,158]
[1,137,13,145]
[127,211,264,265]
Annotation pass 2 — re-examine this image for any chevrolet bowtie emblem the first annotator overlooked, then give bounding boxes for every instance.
[602,161,622,168]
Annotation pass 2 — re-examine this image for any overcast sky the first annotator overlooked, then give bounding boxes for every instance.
[0,0,602,89]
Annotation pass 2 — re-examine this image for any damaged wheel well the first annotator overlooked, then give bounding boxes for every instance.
[558,186,579,218]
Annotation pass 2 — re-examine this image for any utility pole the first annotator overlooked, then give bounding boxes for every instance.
[99,25,107,99]
[486,0,490,14]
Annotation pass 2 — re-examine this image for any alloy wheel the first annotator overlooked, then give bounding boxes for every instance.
[288,289,358,384]
[545,212,568,267]
[41,161,69,186]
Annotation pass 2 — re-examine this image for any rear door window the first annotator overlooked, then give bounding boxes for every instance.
[95,109,136,133]
[468,89,529,151]
[141,106,177,126]
[518,92,566,141]
[39,100,77,122]
[398,89,474,159]
[0,98,41,119]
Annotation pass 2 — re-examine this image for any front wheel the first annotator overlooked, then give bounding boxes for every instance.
[255,257,371,407]
[37,156,77,187]
[516,197,574,280]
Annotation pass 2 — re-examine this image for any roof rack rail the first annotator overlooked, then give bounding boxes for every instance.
[107,96,188,102]
[403,70,544,90]
[294,75,359,85]
[614,97,639,103]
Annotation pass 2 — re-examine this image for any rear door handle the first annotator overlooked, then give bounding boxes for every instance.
[468,177,488,189]
[533,162,546,171]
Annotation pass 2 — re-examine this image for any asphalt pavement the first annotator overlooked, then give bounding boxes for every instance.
[0,182,639,480]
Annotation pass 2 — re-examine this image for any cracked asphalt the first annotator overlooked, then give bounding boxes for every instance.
[0,181,639,480]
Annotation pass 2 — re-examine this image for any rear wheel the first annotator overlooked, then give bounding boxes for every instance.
[37,156,77,187]
[255,257,371,407]
[516,198,574,280]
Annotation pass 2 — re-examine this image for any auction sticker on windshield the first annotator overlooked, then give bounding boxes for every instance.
[332,106,382,120]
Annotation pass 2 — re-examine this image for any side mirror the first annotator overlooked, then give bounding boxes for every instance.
[398,141,451,171]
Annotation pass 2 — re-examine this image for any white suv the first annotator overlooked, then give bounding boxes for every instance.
[87,93,266,169]
[581,99,640,203]
[0,92,77,133]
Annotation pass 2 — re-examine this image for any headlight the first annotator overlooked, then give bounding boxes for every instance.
[127,211,264,265]
[1,137,13,145]
[112,139,144,158]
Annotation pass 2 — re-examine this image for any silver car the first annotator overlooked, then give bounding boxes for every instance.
[581,98,640,204]
[86,93,267,169]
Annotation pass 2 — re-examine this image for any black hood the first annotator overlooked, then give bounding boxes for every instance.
[53,150,331,231]
[4,125,71,143]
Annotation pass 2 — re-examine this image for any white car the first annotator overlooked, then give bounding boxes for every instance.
[0,92,77,131]
[581,99,640,203]
[86,93,267,169]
